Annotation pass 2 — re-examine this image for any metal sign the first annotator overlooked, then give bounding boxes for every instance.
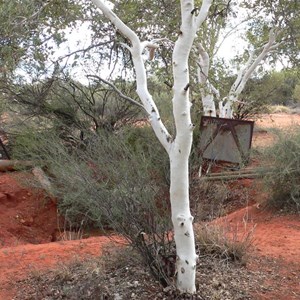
[199,116,254,164]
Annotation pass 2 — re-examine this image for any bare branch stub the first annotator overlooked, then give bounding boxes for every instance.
[184,83,190,92]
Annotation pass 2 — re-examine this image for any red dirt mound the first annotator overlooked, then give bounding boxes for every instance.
[211,205,300,300]
[0,173,58,248]
[215,205,300,262]
[0,172,124,299]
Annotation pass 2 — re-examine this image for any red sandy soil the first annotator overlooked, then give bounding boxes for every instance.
[0,173,58,248]
[252,113,300,148]
[0,173,124,299]
[0,113,299,299]
[214,205,300,300]
[219,205,299,263]
[255,113,300,129]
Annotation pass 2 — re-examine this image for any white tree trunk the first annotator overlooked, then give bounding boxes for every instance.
[219,96,234,118]
[219,28,281,118]
[198,43,217,117]
[170,2,210,290]
[198,29,280,119]
[91,0,212,293]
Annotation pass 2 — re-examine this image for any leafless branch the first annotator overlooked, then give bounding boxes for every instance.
[87,75,147,113]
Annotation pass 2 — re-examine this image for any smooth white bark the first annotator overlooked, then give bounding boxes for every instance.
[198,43,217,117]
[170,1,211,292]
[91,0,212,293]
[220,28,281,118]
[91,0,171,152]
[197,28,281,119]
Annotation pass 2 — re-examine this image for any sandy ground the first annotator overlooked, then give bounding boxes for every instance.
[252,113,300,148]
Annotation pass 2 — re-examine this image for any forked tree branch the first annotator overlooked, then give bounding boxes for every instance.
[195,0,213,29]
[91,0,172,152]
[87,75,146,111]
[230,28,281,97]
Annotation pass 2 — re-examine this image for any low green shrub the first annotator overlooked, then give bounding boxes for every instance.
[12,126,174,286]
[262,126,300,211]
[121,125,170,184]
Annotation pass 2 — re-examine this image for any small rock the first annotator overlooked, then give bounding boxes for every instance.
[114,293,122,300]
[133,280,139,287]
[163,286,172,293]
[109,277,116,284]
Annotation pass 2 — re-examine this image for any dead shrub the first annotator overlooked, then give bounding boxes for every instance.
[195,223,254,264]
[191,180,230,221]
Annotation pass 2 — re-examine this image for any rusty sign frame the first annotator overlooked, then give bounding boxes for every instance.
[198,116,254,164]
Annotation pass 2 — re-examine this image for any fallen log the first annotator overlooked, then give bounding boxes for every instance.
[200,173,266,181]
[0,160,54,196]
[0,160,34,172]
[32,166,52,192]
[199,169,273,181]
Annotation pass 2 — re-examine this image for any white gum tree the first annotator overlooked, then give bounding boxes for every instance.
[198,43,219,117]
[91,0,212,293]
[198,28,281,118]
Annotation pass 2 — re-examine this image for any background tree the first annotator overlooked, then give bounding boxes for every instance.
[0,0,82,77]
[258,69,300,106]
[199,26,283,118]
[243,0,300,68]
[197,0,300,118]
[2,72,142,147]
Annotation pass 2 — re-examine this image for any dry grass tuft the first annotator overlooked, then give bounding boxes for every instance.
[268,105,291,114]
[195,222,255,264]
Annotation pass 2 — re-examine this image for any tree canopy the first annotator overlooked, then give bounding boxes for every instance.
[1,0,299,132]
[0,0,83,77]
